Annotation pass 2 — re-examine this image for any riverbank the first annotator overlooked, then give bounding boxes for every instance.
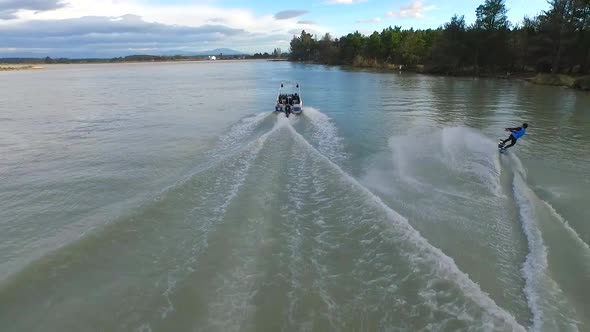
[316,59,590,92]
[525,73,590,91]
[0,65,43,71]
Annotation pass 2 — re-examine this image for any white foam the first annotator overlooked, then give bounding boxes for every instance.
[302,107,348,163]
[135,323,152,332]
[513,172,581,331]
[286,124,525,330]
[512,174,547,331]
[154,113,272,201]
[217,113,270,155]
[160,275,177,319]
[156,117,283,321]
[509,153,527,179]
[204,122,303,330]
[389,126,502,197]
[441,127,502,195]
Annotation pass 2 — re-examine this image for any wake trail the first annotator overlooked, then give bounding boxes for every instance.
[541,200,590,259]
[0,113,270,285]
[154,113,272,202]
[0,113,279,332]
[286,123,525,330]
[149,115,286,324]
[200,119,303,331]
[302,107,349,164]
[509,154,581,331]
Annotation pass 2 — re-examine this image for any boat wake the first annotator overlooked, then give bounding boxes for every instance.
[510,155,584,331]
[4,110,588,331]
[362,125,588,330]
[285,123,524,331]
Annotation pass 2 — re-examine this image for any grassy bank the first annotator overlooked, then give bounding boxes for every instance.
[317,57,589,92]
[525,73,590,91]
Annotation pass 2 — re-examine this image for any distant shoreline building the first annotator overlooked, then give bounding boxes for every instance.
[208,56,216,60]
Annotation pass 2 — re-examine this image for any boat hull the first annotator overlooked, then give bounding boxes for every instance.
[274,104,303,115]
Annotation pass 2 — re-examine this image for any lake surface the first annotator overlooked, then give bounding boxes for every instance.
[1,61,589,331]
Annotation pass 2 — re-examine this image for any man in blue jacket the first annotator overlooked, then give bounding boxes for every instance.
[499,123,528,150]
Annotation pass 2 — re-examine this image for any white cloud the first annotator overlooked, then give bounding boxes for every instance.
[386,0,435,19]
[0,1,331,56]
[0,0,66,20]
[324,0,367,4]
[356,17,380,24]
[0,15,251,56]
[1,1,317,35]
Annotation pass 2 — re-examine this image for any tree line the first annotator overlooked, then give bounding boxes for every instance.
[289,0,590,75]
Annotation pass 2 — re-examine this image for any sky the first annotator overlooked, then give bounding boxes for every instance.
[0,0,551,58]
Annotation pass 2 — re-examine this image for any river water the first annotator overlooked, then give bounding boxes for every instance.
[1,61,589,331]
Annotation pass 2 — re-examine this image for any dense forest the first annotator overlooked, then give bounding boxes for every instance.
[289,0,590,76]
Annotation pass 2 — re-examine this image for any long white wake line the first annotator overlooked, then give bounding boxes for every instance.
[509,153,583,331]
[512,174,547,332]
[159,116,285,322]
[541,200,590,259]
[285,124,525,330]
[204,117,299,330]
[154,113,273,202]
[301,107,348,163]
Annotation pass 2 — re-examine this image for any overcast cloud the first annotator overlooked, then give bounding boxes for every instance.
[0,0,65,20]
[0,14,291,57]
[0,1,330,57]
[274,10,308,20]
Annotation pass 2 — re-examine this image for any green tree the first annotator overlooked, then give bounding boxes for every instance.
[380,26,403,63]
[475,0,509,30]
[430,15,468,72]
[285,1,590,77]
[289,30,316,61]
[318,33,338,64]
[399,29,426,66]
[540,0,590,73]
[367,31,382,62]
[339,31,365,64]
[473,0,511,71]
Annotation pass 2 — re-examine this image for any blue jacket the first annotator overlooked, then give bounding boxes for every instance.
[512,127,526,139]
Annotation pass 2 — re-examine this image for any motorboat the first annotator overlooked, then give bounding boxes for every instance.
[275,81,302,117]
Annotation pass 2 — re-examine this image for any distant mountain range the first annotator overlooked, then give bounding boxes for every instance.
[193,48,248,56]
[0,48,249,59]
[158,48,248,56]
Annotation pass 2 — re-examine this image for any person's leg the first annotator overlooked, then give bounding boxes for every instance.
[504,136,517,149]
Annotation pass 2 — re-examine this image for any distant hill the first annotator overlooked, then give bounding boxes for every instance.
[0,48,249,59]
[193,48,248,56]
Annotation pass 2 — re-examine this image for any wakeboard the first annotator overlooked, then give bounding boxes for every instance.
[498,140,506,153]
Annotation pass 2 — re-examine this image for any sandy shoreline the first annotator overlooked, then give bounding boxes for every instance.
[0,65,44,71]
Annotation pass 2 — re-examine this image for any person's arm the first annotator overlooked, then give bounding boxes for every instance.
[505,127,522,132]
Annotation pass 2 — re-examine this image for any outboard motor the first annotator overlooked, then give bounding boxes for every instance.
[285,105,291,118]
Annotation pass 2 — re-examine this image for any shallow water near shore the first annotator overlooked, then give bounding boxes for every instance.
[1,61,589,331]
